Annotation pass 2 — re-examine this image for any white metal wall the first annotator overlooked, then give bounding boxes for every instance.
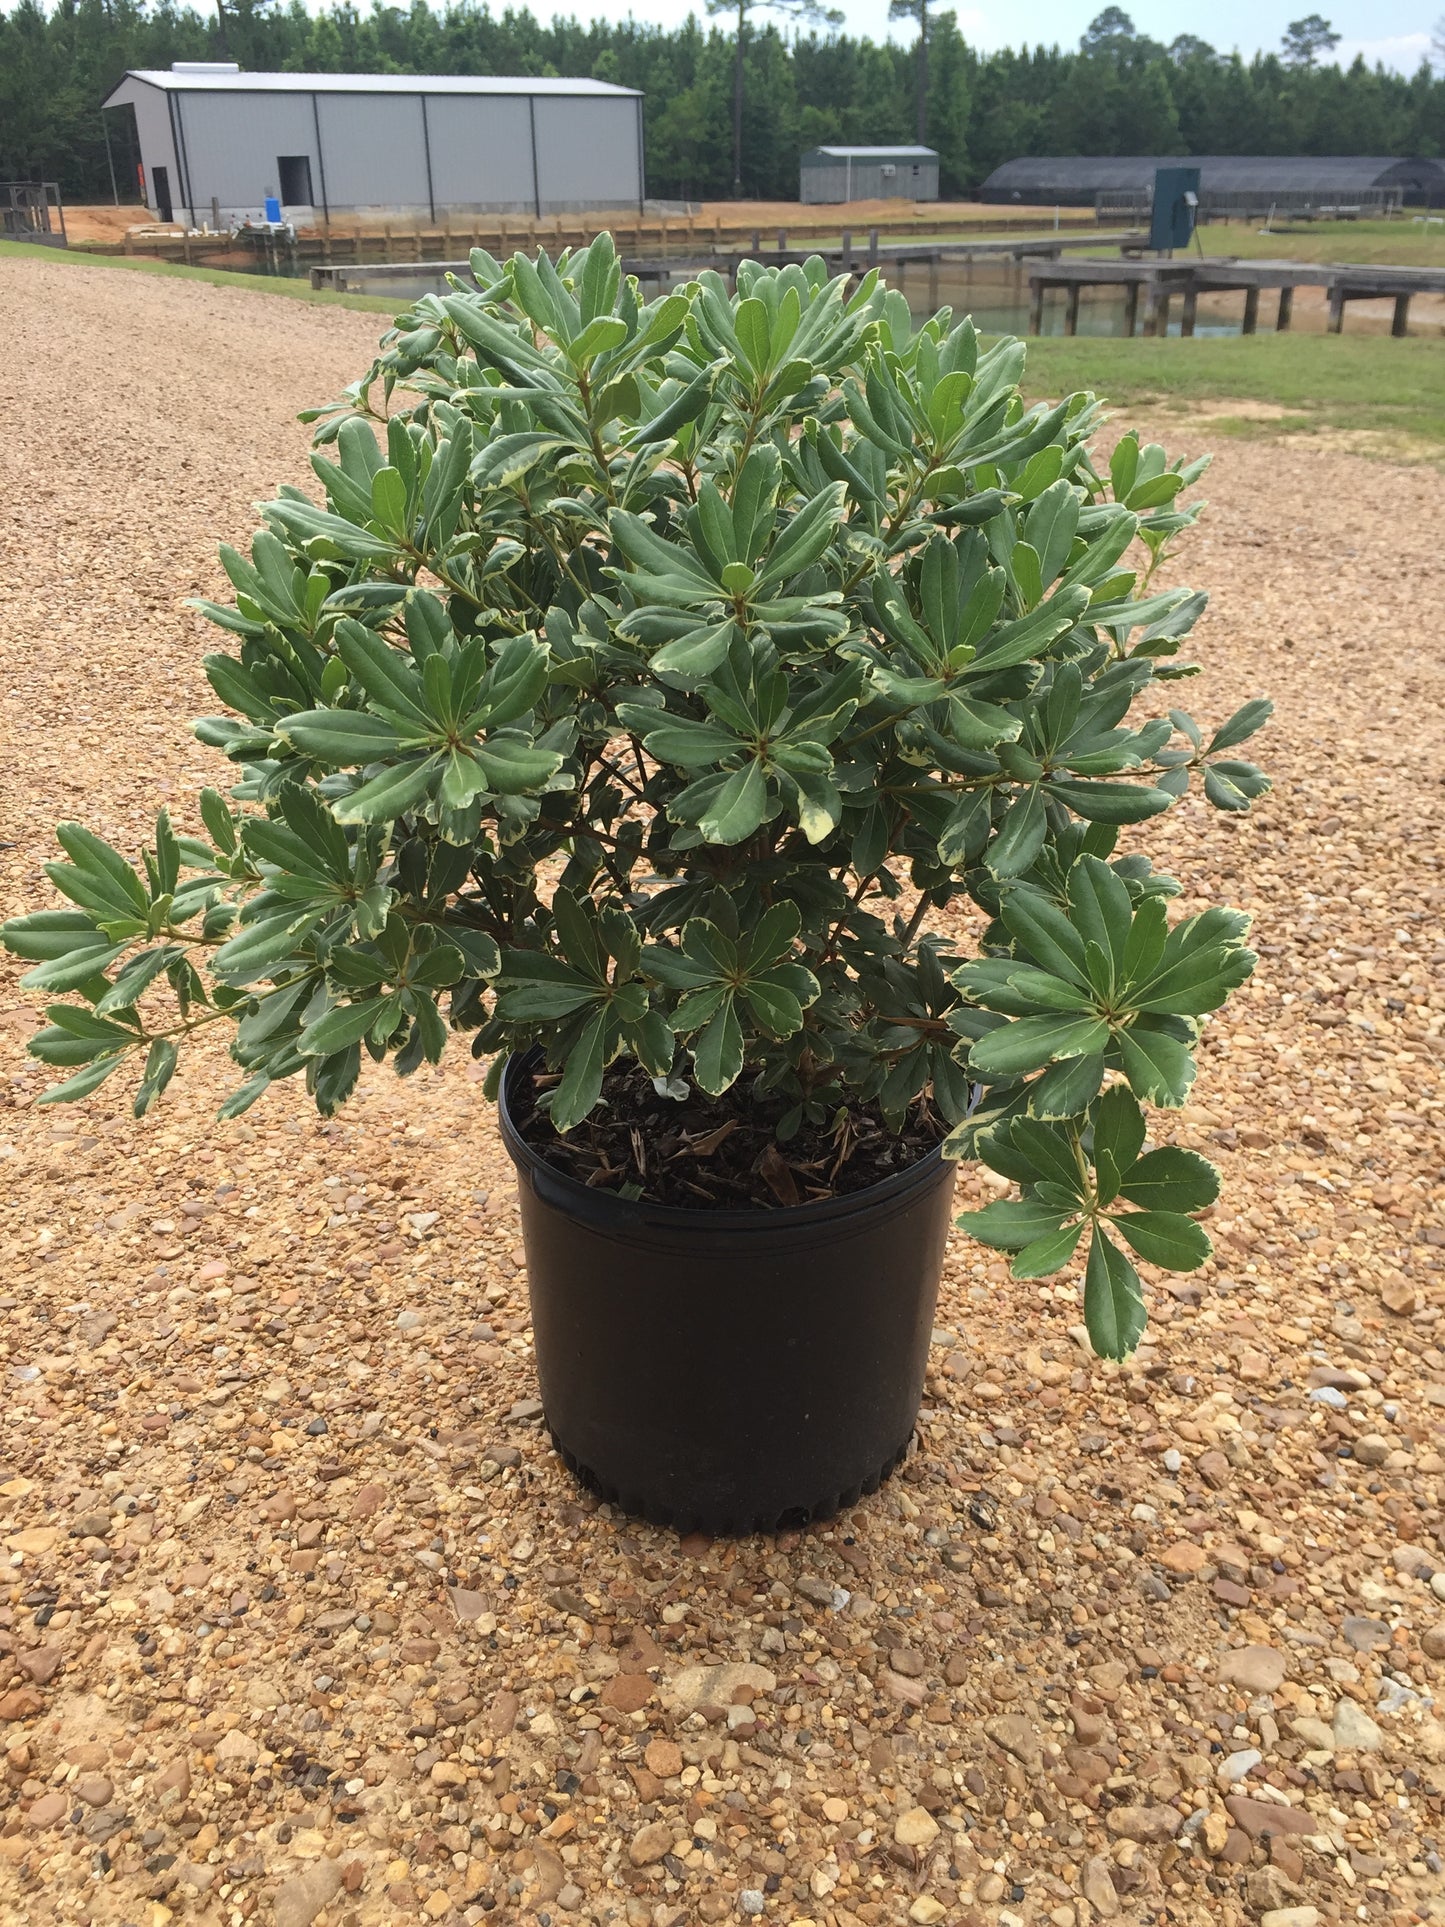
[532,96,642,213]
[315,93,431,214]
[107,79,180,219]
[173,90,318,216]
[425,94,537,214]
[114,82,645,224]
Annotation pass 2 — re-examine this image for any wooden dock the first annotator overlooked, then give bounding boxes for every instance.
[1027,256,1445,337]
[309,228,1146,296]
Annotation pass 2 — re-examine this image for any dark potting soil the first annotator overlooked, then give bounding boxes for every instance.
[512,1061,947,1210]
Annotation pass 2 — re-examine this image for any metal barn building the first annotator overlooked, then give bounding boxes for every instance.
[101,64,646,228]
[800,146,939,204]
[978,154,1445,212]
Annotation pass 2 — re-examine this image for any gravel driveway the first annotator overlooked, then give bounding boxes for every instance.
[2,255,1443,1927]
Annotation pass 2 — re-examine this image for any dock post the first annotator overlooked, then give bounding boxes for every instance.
[841,229,852,272]
[1143,281,1168,337]
[777,228,786,252]
[928,251,939,310]
[1180,286,1198,338]
[1122,282,1139,337]
[1276,286,1293,332]
[868,228,879,269]
[1028,279,1045,336]
[1242,286,1259,335]
[1392,292,1411,337]
[1327,285,1346,334]
[1064,283,1081,336]
[750,228,760,255]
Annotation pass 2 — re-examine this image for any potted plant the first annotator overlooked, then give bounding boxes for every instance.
[1,237,1268,1534]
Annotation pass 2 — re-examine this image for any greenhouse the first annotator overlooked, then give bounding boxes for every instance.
[979,154,1445,215]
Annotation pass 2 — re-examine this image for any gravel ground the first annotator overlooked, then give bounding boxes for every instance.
[2,255,1444,1927]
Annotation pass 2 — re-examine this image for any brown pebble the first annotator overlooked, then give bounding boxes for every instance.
[24,1791,68,1829]
[604,1674,654,1713]
[0,1690,45,1723]
[1225,1795,1318,1839]
[644,1738,683,1777]
[14,1647,64,1686]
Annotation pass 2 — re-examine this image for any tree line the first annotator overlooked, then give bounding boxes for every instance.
[3,0,1444,207]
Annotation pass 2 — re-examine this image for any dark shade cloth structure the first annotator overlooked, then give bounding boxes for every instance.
[979,154,1445,209]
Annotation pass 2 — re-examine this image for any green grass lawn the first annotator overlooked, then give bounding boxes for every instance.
[1188,216,1445,269]
[1069,217,1445,269]
[1023,332,1445,454]
[0,236,401,313]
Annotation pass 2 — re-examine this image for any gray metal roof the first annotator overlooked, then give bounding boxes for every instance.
[805,145,938,160]
[107,68,641,100]
[981,154,1445,193]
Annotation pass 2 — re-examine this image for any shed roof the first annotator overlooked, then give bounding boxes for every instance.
[805,145,938,160]
[980,154,1445,194]
[105,68,641,103]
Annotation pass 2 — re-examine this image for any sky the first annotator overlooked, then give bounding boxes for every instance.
[557,1,1439,75]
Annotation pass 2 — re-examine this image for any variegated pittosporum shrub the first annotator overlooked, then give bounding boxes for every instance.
[1,237,1270,1358]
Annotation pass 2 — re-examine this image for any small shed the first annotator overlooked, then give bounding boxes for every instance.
[100,64,646,229]
[800,146,939,205]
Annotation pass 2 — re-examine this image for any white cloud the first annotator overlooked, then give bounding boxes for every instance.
[1331,32,1434,72]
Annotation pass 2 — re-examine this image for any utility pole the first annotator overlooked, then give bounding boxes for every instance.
[100,109,119,205]
[888,0,930,146]
[732,0,745,197]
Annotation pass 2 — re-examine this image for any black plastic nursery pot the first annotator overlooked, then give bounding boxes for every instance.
[498,1053,957,1536]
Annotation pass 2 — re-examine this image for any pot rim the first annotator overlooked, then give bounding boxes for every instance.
[498,1048,954,1238]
